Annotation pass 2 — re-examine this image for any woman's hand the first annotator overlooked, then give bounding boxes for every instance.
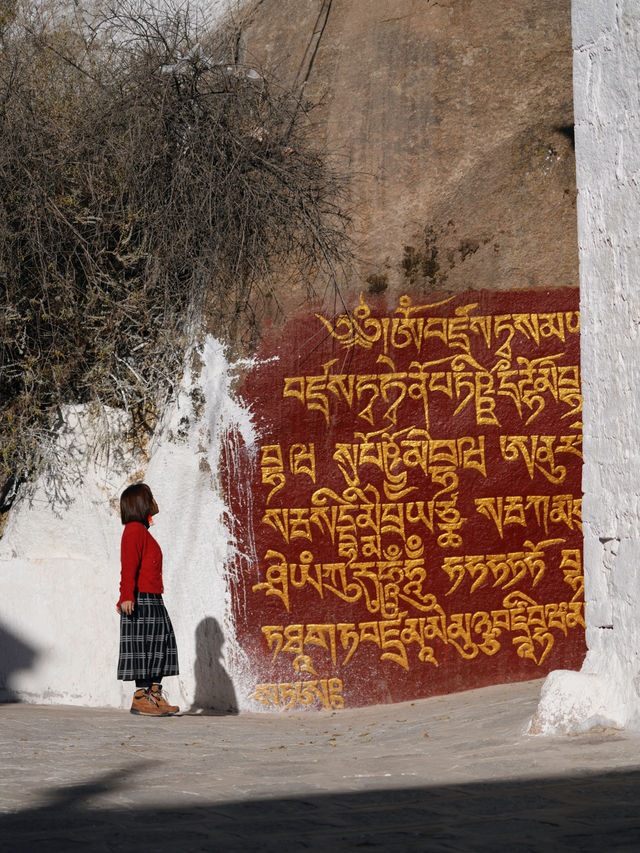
[117,600,135,615]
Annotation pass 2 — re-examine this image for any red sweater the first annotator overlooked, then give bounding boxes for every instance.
[118,521,164,606]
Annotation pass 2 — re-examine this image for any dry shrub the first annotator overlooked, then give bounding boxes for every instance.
[0,0,351,507]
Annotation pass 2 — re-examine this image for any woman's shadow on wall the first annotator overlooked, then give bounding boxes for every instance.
[0,623,38,702]
[188,617,239,715]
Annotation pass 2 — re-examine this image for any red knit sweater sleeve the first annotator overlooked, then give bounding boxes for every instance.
[118,523,145,605]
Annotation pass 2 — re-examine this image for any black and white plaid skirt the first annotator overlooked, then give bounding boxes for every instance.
[117,593,179,681]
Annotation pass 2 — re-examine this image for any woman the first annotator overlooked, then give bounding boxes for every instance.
[116,482,180,716]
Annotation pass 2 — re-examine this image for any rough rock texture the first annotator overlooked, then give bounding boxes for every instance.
[0,1,582,712]
[532,0,640,733]
[242,0,578,302]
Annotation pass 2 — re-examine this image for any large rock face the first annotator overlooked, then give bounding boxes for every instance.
[0,1,583,712]
[218,0,585,711]
[242,0,578,300]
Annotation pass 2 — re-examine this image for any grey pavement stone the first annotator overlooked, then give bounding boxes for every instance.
[2,679,640,851]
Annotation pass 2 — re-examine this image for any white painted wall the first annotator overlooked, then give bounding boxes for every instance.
[0,337,258,711]
[532,0,640,733]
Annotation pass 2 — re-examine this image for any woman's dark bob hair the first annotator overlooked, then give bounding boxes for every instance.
[120,482,154,525]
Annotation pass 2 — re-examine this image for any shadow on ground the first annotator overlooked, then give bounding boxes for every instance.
[3,765,640,852]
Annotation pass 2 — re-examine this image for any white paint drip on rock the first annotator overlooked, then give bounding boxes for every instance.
[0,335,261,711]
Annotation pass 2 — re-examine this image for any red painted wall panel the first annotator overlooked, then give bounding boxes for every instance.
[223,290,585,711]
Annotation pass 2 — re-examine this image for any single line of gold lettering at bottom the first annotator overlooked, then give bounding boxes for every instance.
[261,595,585,671]
[251,678,344,711]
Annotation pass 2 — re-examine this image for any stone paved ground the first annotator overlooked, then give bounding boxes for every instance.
[2,678,640,852]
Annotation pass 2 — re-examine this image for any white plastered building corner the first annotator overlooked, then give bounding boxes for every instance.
[531,0,640,734]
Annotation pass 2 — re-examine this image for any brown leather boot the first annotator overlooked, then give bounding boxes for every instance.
[149,684,179,715]
[130,687,174,716]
